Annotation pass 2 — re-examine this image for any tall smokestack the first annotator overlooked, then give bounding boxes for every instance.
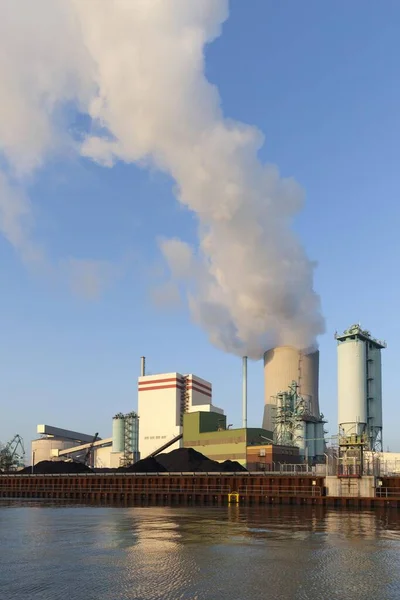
[140,356,146,377]
[242,356,248,429]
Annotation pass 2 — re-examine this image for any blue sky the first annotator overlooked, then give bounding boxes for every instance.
[1,0,400,453]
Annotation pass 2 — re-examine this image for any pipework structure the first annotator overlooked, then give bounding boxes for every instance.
[272,381,326,462]
[335,324,386,452]
[263,346,320,433]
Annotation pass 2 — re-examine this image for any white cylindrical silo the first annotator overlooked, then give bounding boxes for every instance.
[338,338,367,436]
[295,420,307,458]
[263,346,320,432]
[112,414,125,453]
[306,422,315,459]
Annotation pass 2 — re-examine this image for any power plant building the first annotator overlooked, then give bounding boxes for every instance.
[31,425,100,465]
[31,425,122,468]
[336,324,386,451]
[25,320,393,474]
[182,411,282,469]
[138,372,224,458]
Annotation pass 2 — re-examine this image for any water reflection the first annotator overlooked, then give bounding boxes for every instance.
[1,501,400,600]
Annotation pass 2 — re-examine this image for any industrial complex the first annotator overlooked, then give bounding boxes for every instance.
[2,323,398,490]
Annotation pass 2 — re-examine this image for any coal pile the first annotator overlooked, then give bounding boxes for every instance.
[94,468,119,473]
[10,450,247,475]
[156,448,247,472]
[118,448,246,473]
[219,459,247,472]
[122,457,167,473]
[20,460,92,474]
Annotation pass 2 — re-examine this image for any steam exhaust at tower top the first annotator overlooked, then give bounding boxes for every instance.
[0,1,324,358]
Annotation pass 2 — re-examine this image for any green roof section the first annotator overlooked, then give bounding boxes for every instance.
[182,411,274,466]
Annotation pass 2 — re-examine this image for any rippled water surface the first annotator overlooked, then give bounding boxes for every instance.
[1,502,400,600]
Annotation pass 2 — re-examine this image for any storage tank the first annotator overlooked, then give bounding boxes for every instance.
[263,346,320,432]
[112,413,125,453]
[337,337,367,436]
[336,325,386,450]
[315,421,325,457]
[31,439,77,464]
[295,420,307,458]
[306,422,315,460]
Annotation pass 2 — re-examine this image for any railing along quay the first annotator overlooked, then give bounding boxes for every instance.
[238,485,322,497]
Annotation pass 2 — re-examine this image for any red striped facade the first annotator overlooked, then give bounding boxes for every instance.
[138,375,212,398]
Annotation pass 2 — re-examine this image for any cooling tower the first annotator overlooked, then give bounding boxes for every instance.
[262,346,320,432]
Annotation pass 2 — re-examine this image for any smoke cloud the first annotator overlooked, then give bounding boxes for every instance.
[0,0,324,357]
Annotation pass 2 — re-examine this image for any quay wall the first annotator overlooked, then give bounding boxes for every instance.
[1,473,400,509]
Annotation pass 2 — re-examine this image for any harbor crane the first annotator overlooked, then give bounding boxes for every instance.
[0,435,25,471]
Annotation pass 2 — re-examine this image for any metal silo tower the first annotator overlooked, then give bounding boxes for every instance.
[112,413,125,453]
[335,324,386,452]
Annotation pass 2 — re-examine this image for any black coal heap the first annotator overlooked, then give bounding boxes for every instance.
[20,460,92,474]
[156,448,246,472]
[12,449,247,475]
[122,457,167,473]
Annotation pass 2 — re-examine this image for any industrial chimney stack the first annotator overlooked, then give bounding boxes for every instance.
[242,356,248,429]
[140,356,146,377]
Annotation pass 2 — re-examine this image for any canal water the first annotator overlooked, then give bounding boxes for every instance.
[1,502,400,600]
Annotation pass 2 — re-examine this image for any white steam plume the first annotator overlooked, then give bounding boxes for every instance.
[0,0,324,357]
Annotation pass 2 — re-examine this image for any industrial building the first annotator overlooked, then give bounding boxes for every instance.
[138,371,224,458]
[31,418,137,469]
[30,354,321,470]
[246,444,301,471]
[182,411,277,468]
[27,321,394,474]
[137,356,309,468]
[364,452,400,475]
[336,324,386,451]
[31,425,102,465]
